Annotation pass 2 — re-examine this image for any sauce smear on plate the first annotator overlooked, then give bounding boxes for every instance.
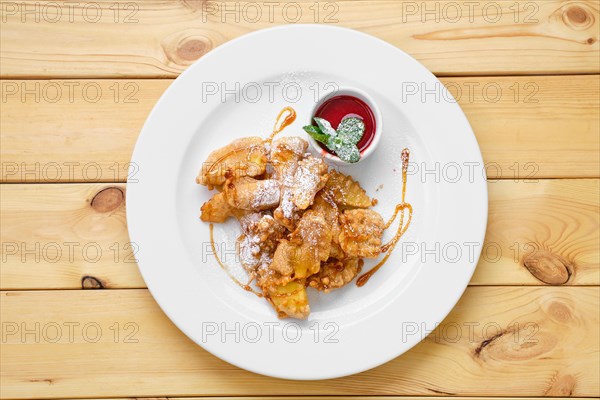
[356,148,413,287]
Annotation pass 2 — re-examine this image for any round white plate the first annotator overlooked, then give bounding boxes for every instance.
[127,25,487,380]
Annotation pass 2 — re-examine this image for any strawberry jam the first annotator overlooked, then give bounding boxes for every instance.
[313,95,376,153]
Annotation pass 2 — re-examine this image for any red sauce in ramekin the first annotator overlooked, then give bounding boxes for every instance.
[313,95,376,154]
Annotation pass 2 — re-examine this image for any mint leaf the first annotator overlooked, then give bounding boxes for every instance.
[303,125,330,145]
[313,117,337,137]
[303,125,321,135]
[337,117,365,145]
[306,116,362,163]
[326,135,343,152]
[335,144,360,163]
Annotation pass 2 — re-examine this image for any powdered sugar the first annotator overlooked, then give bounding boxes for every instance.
[237,213,285,272]
[251,179,280,209]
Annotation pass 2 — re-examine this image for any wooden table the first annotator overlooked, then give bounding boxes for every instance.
[1,1,599,399]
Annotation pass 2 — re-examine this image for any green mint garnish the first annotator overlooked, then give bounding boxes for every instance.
[327,135,345,152]
[302,116,366,163]
[313,117,337,137]
[335,143,361,163]
[303,125,330,145]
[336,117,365,145]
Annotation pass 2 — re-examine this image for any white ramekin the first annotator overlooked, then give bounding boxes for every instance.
[307,87,382,166]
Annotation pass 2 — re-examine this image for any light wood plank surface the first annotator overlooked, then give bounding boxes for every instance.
[0,183,144,289]
[1,287,598,398]
[1,75,598,183]
[0,1,598,78]
[47,398,590,400]
[0,79,170,183]
[475,178,600,286]
[1,179,598,289]
[1,1,599,398]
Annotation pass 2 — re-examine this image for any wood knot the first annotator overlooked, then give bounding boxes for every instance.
[566,6,589,24]
[546,301,573,323]
[91,187,124,213]
[562,4,595,30]
[474,326,557,362]
[177,39,208,62]
[81,276,105,289]
[162,31,213,67]
[523,249,572,285]
[545,373,576,396]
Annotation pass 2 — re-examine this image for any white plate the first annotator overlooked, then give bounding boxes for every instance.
[127,25,487,380]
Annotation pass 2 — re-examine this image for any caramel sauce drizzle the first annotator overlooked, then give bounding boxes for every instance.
[268,106,296,142]
[204,107,296,177]
[356,148,412,287]
[209,224,263,297]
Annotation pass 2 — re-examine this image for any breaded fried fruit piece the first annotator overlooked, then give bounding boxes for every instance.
[264,280,310,319]
[291,156,329,210]
[270,137,308,170]
[339,209,384,258]
[237,213,285,273]
[326,169,372,208]
[224,176,280,211]
[197,137,267,187]
[200,192,237,223]
[311,190,341,245]
[308,258,363,292]
[270,211,331,279]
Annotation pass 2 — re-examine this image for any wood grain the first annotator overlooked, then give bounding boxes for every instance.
[0,183,143,289]
[1,179,597,290]
[0,80,170,183]
[0,1,598,78]
[40,398,592,400]
[1,75,598,183]
[1,287,598,398]
[472,179,600,286]
[1,1,598,399]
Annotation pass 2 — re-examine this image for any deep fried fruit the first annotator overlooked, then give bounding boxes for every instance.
[291,156,329,210]
[308,258,363,292]
[270,211,331,280]
[256,266,294,289]
[271,137,309,230]
[199,133,394,319]
[270,137,308,169]
[326,169,372,208]
[270,240,305,276]
[200,192,237,223]
[339,209,385,258]
[273,193,301,231]
[329,242,346,260]
[290,210,332,262]
[311,191,341,244]
[263,280,310,319]
[237,213,285,273]
[274,155,328,230]
[270,238,321,281]
[224,176,280,211]
[197,137,267,188]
